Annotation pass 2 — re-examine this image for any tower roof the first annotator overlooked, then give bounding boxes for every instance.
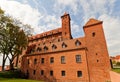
[84,18,102,27]
[64,12,68,15]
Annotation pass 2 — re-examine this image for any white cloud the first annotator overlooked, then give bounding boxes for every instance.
[78,0,116,22]
[99,14,120,56]
[0,0,119,61]
[0,0,42,33]
[54,0,79,15]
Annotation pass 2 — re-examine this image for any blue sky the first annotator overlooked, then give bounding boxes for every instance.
[0,0,120,62]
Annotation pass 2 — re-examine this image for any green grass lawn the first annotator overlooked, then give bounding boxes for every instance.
[0,70,44,82]
[112,68,120,74]
[0,78,42,82]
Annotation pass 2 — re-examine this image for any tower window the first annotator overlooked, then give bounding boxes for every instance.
[61,71,65,76]
[92,32,95,37]
[76,55,81,63]
[77,71,82,77]
[96,53,98,55]
[97,60,99,62]
[40,70,44,75]
[41,58,44,64]
[50,70,53,76]
[50,57,54,64]
[61,56,65,64]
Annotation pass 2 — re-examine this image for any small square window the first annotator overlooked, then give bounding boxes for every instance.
[61,71,65,76]
[50,70,53,76]
[76,55,81,63]
[61,56,65,64]
[34,59,37,64]
[50,57,54,64]
[33,70,36,75]
[77,71,82,77]
[41,58,44,64]
[92,32,95,37]
[97,60,99,62]
[40,70,44,75]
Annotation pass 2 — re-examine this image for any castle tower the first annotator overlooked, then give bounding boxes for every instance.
[83,19,111,82]
[61,12,72,40]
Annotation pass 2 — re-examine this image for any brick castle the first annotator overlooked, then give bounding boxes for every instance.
[19,13,111,82]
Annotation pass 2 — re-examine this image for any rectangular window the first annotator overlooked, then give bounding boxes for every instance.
[33,70,36,75]
[34,59,37,64]
[41,58,44,64]
[40,70,44,75]
[50,57,54,64]
[50,70,53,76]
[61,71,65,76]
[77,71,82,77]
[76,55,81,63]
[61,56,65,64]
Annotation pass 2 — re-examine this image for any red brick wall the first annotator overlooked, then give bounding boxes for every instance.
[20,15,111,82]
[0,66,2,71]
[84,19,111,82]
[22,49,89,82]
[61,13,72,40]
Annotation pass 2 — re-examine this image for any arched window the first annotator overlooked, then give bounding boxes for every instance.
[75,40,81,46]
[62,42,67,48]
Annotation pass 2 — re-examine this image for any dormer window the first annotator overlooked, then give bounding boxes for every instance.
[36,47,42,52]
[52,44,57,50]
[75,40,81,46]
[30,49,35,54]
[44,46,48,52]
[62,42,67,48]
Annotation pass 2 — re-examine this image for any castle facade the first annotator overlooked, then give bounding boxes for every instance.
[20,13,111,82]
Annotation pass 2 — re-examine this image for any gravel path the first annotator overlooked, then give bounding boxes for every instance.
[110,71,120,82]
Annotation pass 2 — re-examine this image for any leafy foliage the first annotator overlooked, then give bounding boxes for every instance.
[0,8,32,70]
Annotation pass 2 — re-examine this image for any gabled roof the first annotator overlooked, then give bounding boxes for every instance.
[29,28,62,41]
[84,18,102,27]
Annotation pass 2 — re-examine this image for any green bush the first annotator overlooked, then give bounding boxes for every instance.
[116,62,120,66]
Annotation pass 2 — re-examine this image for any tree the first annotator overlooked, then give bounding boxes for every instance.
[116,62,120,66]
[0,8,13,71]
[0,8,32,70]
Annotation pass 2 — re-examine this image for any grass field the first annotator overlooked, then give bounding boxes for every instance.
[0,78,42,82]
[0,70,43,82]
[112,68,120,74]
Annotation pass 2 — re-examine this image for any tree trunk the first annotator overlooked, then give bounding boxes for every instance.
[15,54,19,67]
[9,59,14,70]
[2,54,7,71]
[2,59,5,71]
